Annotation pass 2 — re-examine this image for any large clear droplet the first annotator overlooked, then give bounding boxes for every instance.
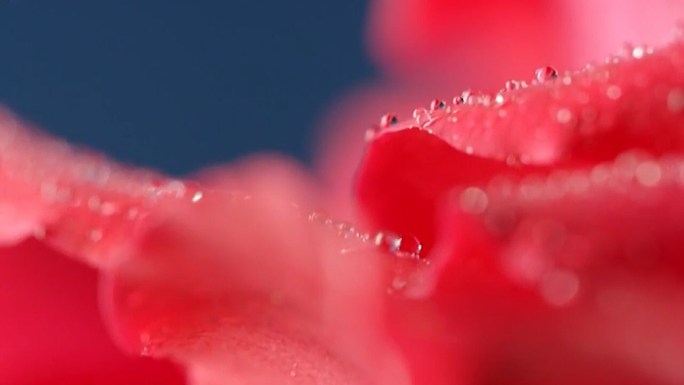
[429,98,446,111]
[374,231,422,258]
[535,66,559,83]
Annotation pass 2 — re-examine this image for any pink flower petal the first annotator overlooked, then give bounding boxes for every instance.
[0,240,185,385]
[103,159,412,385]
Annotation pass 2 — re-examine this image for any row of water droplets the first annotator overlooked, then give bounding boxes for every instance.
[36,170,205,251]
[306,210,428,294]
[365,64,562,142]
[365,30,684,144]
[306,211,423,259]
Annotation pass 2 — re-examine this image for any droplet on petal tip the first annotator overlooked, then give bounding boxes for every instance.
[429,98,446,111]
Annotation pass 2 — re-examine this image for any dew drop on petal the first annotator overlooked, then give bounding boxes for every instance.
[504,80,521,91]
[535,66,558,83]
[667,88,684,114]
[429,98,446,111]
[164,180,187,198]
[632,46,645,59]
[452,96,465,105]
[191,191,204,203]
[374,231,422,258]
[412,108,429,124]
[380,113,399,127]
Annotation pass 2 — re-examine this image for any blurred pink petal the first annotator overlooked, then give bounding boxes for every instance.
[102,158,411,385]
[366,0,683,83]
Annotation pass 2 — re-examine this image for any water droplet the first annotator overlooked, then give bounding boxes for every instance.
[465,146,474,155]
[632,46,645,59]
[164,180,187,198]
[453,96,465,105]
[460,90,472,104]
[667,88,684,114]
[374,231,422,258]
[494,93,505,105]
[555,108,574,125]
[539,269,580,306]
[412,108,429,124]
[191,191,203,203]
[429,98,446,111]
[504,80,521,91]
[535,66,558,82]
[380,113,398,127]
[606,85,622,100]
[459,187,489,214]
[635,160,662,187]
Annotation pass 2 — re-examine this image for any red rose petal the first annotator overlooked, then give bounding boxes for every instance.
[356,32,684,385]
[417,154,684,384]
[0,240,185,385]
[356,128,527,256]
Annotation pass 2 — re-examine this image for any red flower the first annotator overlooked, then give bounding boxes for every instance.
[2,2,684,384]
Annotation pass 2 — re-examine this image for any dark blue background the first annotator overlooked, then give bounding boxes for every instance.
[0,1,374,175]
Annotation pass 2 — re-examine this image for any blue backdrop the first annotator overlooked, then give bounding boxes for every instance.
[0,1,375,174]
